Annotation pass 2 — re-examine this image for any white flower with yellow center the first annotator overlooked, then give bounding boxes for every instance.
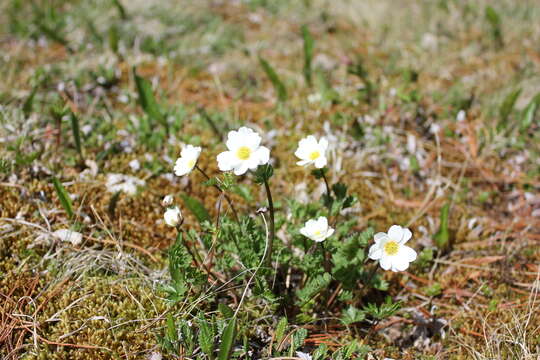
[164,206,182,227]
[174,145,202,176]
[216,127,270,175]
[294,135,328,168]
[300,216,334,242]
[368,225,417,272]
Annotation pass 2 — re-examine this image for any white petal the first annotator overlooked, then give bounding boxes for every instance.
[319,137,329,151]
[253,146,270,165]
[174,158,191,176]
[233,162,250,175]
[374,232,388,244]
[400,228,412,244]
[325,227,334,239]
[392,256,410,272]
[317,216,328,227]
[379,256,392,270]
[368,244,383,259]
[402,245,417,262]
[217,151,236,171]
[296,159,311,166]
[314,156,327,168]
[388,225,403,241]
[300,227,310,238]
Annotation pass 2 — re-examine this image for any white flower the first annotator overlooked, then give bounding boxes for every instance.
[294,135,328,168]
[296,351,312,360]
[216,127,270,175]
[368,225,417,272]
[106,173,145,195]
[162,195,174,207]
[53,229,83,246]
[300,216,334,242]
[174,145,202,176]
[164,206,182,227]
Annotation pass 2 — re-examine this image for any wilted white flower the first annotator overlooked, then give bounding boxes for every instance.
[162,195,174,207]
[53,229,83,246]
[164,206,182,227]
[456,109,466,122]
[368,225,417,272]
[294,135,328,168]
[300,216,334,242]
[106,174,145,195]
[296,351,312,360]
[174,144,202,176]
[217,127,270,175]
[129,159,140,171]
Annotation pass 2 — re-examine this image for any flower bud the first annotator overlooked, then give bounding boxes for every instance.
[162,195,174,207]
[164,206,182,227]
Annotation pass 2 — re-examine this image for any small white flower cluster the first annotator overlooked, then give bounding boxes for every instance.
[164,126,417,272]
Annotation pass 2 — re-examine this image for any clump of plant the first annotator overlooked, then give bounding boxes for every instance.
[158,126,419,358]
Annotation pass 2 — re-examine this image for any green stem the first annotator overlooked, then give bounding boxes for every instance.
[263,178,275,269]
[195,164,239,222]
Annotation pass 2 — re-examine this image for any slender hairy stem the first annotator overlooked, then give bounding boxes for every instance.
[263,178,275,268]
[195,164,239,222]
[319,242,331,273]
[321,170,332,198]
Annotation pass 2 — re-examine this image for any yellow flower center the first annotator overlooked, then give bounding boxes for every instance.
[236,146,251,160]
[187,159,196,169]
[314,229,322,236]
[384,241,399,256]
[309,151,320,160]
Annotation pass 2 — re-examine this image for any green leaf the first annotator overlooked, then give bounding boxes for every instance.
[301,24,314,86]
[22,87,37,117]
[198,314,215,359]
[433,203,450,250]
[166,314,178,342]
[218,303,234,319]
[259,56,287,102]
[52,177,74,218]
[217,317,236,360]
[69,112,83,160]
[520,92,540,131]
[341,306,366,325]
[291,328,308,352]
[485,6,503,47]
[133,68,166,126]
[274,317,288,346]
[498,88,521,131]
[181,194,211,224]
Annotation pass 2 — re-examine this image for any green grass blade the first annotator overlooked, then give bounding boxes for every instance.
[52,177,74,218]
[133,67,166,126]
[70,112,83,161]
[259,56,287,102]
[217,317,236,360]
[301,24,314,87]
[180,194,211,224]
[433,203,450,250]
[498,88,521,131]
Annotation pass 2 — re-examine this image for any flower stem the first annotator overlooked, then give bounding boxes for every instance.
[195,164,239,222]
[263,178,275,269]
[321,170,332,198]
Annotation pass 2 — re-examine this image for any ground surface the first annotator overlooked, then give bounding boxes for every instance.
[1,0,540,359]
